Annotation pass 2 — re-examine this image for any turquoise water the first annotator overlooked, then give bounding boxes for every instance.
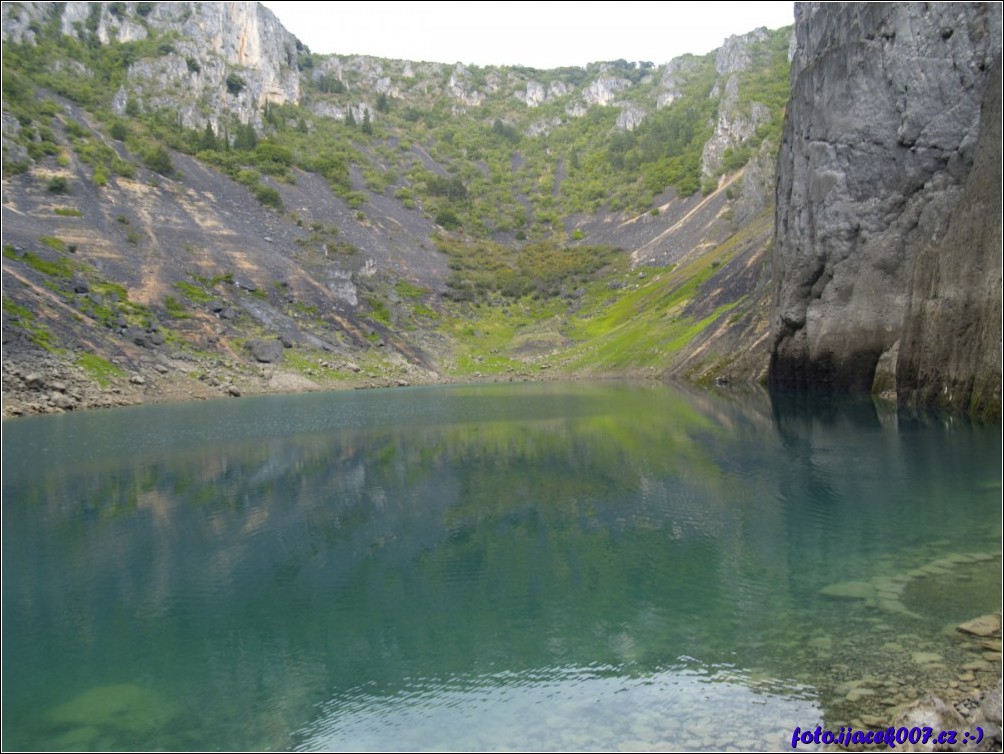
[2,383,1000,751]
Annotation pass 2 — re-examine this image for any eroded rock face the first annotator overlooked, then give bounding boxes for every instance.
[770,3,1002,399]
[701,28,779,177]
[4,2,302,131]
[896,60,1002,419]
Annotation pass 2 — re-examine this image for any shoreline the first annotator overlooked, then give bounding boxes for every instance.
[2,345,688,420]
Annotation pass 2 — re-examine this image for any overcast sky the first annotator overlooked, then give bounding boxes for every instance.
[260,1,795,69]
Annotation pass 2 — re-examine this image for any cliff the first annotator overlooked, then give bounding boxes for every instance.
[897,60,1002,419]
[1,2,302,130]
[769,2,1002,417]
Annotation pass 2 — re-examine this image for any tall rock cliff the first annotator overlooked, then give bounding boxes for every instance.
[896,61,1002,418]
[1,2,302,130]
[769,2,1002,414]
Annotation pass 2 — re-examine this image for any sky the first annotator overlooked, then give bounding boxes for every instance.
[260,1,795,69]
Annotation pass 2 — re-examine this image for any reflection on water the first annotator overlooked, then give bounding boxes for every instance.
[2,383,1000,751]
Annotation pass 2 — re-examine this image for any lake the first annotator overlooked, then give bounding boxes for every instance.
[2,382,1000,751]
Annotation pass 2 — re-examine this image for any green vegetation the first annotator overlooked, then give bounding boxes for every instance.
[366,296,391,325]
[76,352,125,387]
[0,3,789,228]
[437,236,619,303]
[164,296,189,319]
[174,280,216,304]
[4,242,74,278]
[0,10,791,383]
[2,295,61,351]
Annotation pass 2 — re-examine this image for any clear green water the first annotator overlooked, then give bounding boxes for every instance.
[2,383,1000,751]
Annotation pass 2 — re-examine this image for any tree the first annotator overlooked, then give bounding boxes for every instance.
[361,109,373,135]
[345,108,356,127]
[233,123,257,151]
[376,92,390,113]
[199,121,217,151]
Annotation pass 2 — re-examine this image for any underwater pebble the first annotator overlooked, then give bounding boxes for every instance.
[846,688,876,702]
[963,659,993,671]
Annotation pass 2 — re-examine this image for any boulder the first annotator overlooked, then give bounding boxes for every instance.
[249,338,283,363]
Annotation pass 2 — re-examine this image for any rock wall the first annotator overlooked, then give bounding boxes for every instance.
[701,28,776,177]
[769,3,1002,408]
[896,60,1002,419]
[2,2,302,130]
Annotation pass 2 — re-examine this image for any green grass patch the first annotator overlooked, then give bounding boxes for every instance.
[39,235,67,252]
[395,280,428,299]
[76,352,125,387]
[164,295,189,319]
[175,280,215,304]
[4,243,74,278]
[2,295,61,351]
[54,207,83,217]
[366,296,391,325]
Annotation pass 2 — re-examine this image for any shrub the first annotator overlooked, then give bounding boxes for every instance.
[435,208,461,229]
[46,175,69,194]
[143,145,173,175]
[253,184,283,209]
[225,73,246,95]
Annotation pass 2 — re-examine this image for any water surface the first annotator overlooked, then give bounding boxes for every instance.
[3,383,1000,751]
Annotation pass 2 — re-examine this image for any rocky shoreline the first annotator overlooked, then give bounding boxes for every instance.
[813,551,1002,752]
[0,344,449,419]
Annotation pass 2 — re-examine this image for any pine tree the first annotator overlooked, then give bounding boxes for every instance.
[361,109,373,135]
[199,121,217,151]
[233,122,257,151]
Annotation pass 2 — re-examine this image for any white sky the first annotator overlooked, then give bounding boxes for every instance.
[261,1,795,69]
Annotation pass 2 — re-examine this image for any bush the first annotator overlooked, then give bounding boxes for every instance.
[435,208,461,229]
[46,175,69,194]
[143,145,173,176]
[253,184,283,209]
[225,73,246,95]
[253,141,293,174]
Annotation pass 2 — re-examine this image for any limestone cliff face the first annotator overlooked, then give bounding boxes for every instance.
[700,28,776,177]
[896,60,1002,418]
[770,3,1002,408]
[2,2,302,130]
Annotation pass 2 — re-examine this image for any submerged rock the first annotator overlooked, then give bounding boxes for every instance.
[46,683,178,750]
[957,614,1002,638]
